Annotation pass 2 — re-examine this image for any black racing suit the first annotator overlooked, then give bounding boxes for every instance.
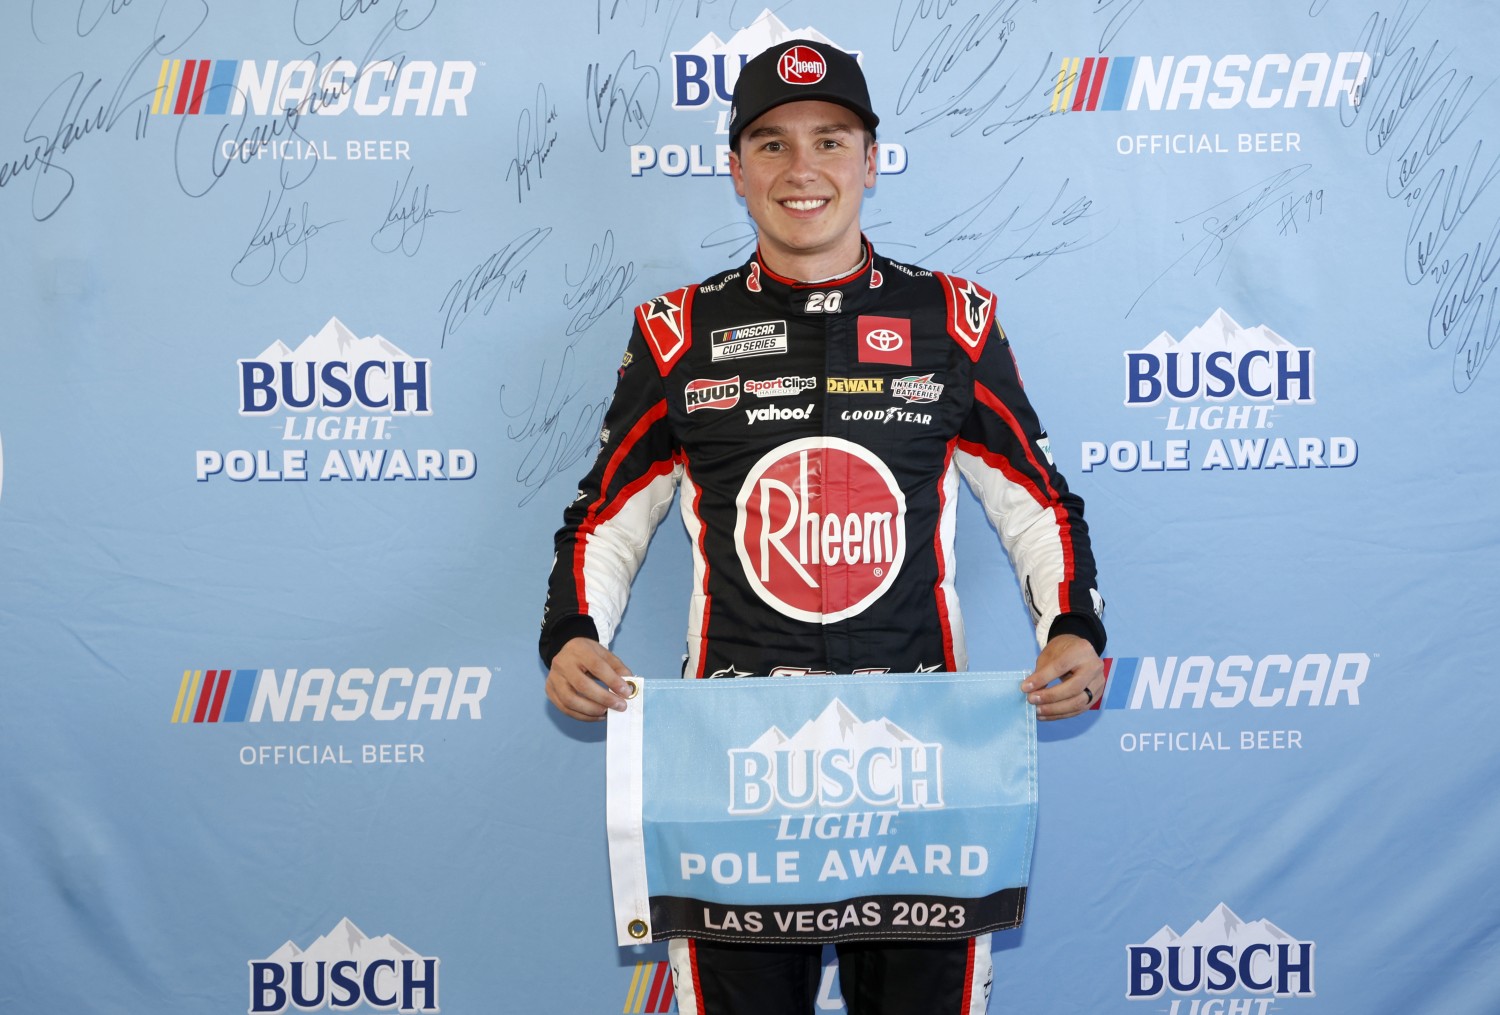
[540,242,1105,1015]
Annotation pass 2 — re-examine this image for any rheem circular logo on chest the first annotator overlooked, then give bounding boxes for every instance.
[734,437,906,623]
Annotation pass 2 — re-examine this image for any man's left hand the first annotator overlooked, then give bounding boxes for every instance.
[1021,634,1104,721]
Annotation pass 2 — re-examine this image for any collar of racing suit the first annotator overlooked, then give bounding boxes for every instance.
[745,238,888,310]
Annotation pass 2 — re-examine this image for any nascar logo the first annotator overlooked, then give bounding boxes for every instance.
[1096,653,1369,710]
[711,320,789,361]
[171,667,492,723]
[1050,52,1370,113]
[151,58,476,116]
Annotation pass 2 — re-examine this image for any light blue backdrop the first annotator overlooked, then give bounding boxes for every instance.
[2,1,1497,1012]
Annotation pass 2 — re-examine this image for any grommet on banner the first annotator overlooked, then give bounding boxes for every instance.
[624,678,641,699]
[627,919,648,939]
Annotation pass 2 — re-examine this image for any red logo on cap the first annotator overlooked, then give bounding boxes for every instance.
[778,45,827,85]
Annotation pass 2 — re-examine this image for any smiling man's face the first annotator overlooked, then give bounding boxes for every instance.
[729,100,878,281]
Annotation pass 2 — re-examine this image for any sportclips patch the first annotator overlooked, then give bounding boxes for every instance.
[712,320,788,361]
[605,671,1037,945]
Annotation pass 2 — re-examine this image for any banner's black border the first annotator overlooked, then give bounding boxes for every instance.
[650,887,1025,944]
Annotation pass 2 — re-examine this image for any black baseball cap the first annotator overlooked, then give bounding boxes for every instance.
[728,38,879,148]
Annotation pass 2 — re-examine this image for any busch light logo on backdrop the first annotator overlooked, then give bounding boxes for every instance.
[238,320,431,417]
[1082,309,1358,473]
[728,699,944,816]
[627,9,906,178]
[1124,308,1314,407]
[249,918,439,1014]
[1127,903,1315,1011]
[196,318,475,483]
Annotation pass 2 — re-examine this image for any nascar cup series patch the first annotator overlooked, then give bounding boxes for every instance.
[605,671,1037,945]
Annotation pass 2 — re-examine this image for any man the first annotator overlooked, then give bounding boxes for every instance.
[541,38,1105,1015]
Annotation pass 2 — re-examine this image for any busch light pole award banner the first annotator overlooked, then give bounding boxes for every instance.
[606,672,1036,944]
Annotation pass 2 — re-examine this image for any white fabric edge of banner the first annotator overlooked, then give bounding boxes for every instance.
[1020,680,1039,884]
[606,680,650,947]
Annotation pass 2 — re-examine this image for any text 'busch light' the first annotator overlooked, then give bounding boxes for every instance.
[1126,348,1314,405]
[238,359,432,415]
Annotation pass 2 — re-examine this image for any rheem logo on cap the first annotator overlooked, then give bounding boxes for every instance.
[734,437,906,623]
[778,45,827,85]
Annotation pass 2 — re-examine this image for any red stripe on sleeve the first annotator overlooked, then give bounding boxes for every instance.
[597,401,670,501]
[570,400,672,616]
[932,440,959,672]
[968,383,1078,612]
[685,467,715,679]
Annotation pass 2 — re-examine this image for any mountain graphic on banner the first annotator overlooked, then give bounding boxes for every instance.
[747,699,918,753]
[684,10,838,60]
[250,318,418,413]
[262,917,419,964]
[1142,903,1297,950]
[255,317,414,364]
[1140,308,1295,357]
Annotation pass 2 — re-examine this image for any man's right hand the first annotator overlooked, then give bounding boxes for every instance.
[545,637,633,721]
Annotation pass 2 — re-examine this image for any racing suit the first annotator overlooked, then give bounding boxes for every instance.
[539,242,1104,1014]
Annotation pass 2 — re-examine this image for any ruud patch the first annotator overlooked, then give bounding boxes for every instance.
[685,376,742,412]
[711,320,789,361]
